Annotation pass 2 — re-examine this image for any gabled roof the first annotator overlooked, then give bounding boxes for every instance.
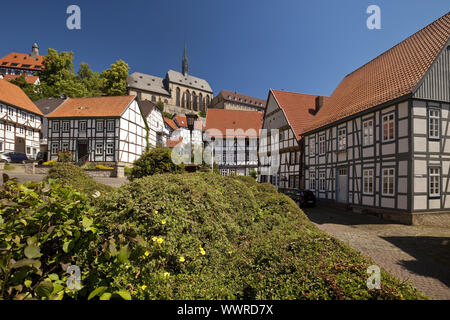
[0,52,44,71]
[34,97,66,116]
[166,70,212,93]
[139,100,158,118]
[173,115,204,130]
[127,72,170,96]
[164,117,178,131]
[302,11,450,134]
[217,90,266,108]
[46,96,136,118]
[206,109,263,138]
[270,90,327,140]
[0,79,43,115]
[1,74,40,84]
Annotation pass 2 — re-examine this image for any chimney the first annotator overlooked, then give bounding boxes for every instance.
[315,96,324,114]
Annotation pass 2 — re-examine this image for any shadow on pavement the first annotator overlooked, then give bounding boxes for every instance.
[381,236,450,287]
[303,205,392,226]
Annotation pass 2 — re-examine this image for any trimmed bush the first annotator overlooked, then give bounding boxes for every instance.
[130,148,183,180]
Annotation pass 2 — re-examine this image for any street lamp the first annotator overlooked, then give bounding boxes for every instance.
[185,113,198,164]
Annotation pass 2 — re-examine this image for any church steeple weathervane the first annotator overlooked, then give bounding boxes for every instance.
[182,44,188,76]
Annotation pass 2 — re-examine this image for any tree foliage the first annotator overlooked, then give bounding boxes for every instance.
[130,148,183,180]
[101,60,129,96]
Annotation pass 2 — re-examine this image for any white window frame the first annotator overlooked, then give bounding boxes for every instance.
[363,169,374,195]
[106,142,114,155]
[319,172,326,192]
[429,167,441,198]
[79,121,87,132]
[107,120,115,132]
[382,168,395,196]
[309,137,316,156]
[95,142,104,155]
[363,119,374,146]
[52,121,60,132]
[318,134,326,155]
[382,113,395,142]
[51,142,59,155]
[310,171,316,191]
[61,142,69,152]
[428,108,440,140]
[62,121,70,132]
[96,120,104,132]
[338,127,347,151]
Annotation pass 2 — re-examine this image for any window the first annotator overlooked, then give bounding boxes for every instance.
[310,137,316,156]
[6,124,13,132]
[26,147,31,154]
[363,119,374,145]
[27,129,33,136]
[382,168,395,196]
[319,172,326,192]
[382,113,395,142]
[0,142,3,152]
[96,121,104,132]
[290,152,295,164]
[107,120,115,132]
[19,126,24,134]
[21,111,26,119]
[319,135,326,155]
[95,143,104,155]
[62,121,70,132]
[8,108,14,116]
[52,121,60,132]
[106,143,114,155]
[338,128,347,150]
[79,121,87,132]
[62,142,69,152]
[429,167,440,197]
[310,172,316,191]
[363,169,374,195]
[29,114,34,122]
[51,142,59,155]
[428,109,440,139]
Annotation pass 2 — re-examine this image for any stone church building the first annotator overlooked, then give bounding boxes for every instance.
[127,46,213,116]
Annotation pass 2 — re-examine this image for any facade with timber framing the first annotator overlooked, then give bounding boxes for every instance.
[301,12,450,225]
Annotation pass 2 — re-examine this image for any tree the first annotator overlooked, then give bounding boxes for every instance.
[78,62,103,97]
[156,101,164,112]
[9,76,44,101]
[40,48,76,88]
[101,60,129,96]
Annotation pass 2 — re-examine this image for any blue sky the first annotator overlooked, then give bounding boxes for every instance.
[0,0,448,99]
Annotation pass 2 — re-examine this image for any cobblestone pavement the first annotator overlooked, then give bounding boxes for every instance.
[304,206,450,300]
[1,172,129,188]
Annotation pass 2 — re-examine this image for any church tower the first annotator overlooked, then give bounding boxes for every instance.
[31,42,39,58]
[182,45,188,76]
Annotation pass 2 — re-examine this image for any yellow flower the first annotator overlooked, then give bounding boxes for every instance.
[161,219,166,225]
[228,250,233,255]
[199,247,206,255]
[141,285,147,291]
[152,236,157,242]
[179,256,185,262]
[157,237,164,244]
[163,272,170,278]
[153,210,158,215]
[144,250,150,257]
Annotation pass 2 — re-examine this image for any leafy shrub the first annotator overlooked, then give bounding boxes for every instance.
[249,170,258,179]
[124,166,132,178]
[57,151,73,163]
[46,163,114,198]
[130,148,183,180]
[198,111,206,118]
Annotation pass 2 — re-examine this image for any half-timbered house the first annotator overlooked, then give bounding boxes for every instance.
[258,90,327,190]
[0,79,43,158]
[139,100,169,147]
[205,109,262,176]
[301,12,450,225]
[46,96,147,164]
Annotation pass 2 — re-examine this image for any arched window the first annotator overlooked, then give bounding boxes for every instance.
[185,91,191,109]
[152,96,156,102]
[176,87,181,106]
[192,92,197,111]
[199,93,203,112]
[206,95,210,107]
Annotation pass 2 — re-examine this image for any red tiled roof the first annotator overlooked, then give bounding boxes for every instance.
[47,96,135,118]
[271,90,327,141]
[0,79,43,115]
[164,117,178,130]
[206,109,263,138]
[218,89,266,108]
[2,74,39,84]
[0,52,44,71]
[174,115,187,128]
[302,11,450,133]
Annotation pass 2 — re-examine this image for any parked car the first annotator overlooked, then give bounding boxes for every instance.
[36,151,48,165]
[0,152,28,163]
[286,189,316,208]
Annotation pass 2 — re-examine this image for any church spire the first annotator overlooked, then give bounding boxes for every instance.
[182,44,188,76]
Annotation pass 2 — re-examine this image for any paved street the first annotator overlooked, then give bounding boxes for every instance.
[304,206,450,300]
